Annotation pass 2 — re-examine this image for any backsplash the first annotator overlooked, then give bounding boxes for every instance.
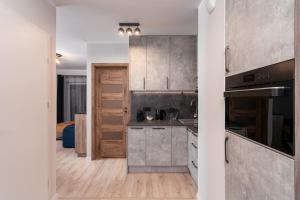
[130,92,197,120]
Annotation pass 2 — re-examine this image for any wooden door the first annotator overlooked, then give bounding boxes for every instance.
[93,65,128,159]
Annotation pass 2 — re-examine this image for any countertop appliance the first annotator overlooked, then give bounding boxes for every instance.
[224,59,295,156]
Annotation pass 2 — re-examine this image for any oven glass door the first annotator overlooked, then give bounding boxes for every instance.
[225,85,294,156]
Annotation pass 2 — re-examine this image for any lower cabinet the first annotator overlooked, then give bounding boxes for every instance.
[172,126,188,166]
[146,127,172,166]
[127,125,189,172]
[188,129,198,185]
[127,127,146,166]
[225,132,295,200]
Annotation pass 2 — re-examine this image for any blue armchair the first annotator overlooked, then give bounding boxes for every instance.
[62,125,75,148]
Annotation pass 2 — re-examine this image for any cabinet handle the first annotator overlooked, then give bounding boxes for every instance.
[130,127,144,130]
[225,136,229,164]
[225,45,230,73]
[152,127,166,130]
[167,77,169,89]
[191,142,198,149]
[190,131,197,137]
[143,77,146,89]
[192,161,198,169]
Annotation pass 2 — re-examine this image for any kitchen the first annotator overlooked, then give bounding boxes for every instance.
[55,0,298,200]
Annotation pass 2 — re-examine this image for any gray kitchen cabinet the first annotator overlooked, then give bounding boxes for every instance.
[146,126,172,166]
[226,0,294,75]
[146,36,170,90]
[127,127,146,166]
[129,36,147,90]
[188,128,198,185]
[171,126,188,166]
[129,35,197,91]
[225,132,295,200]
[170,36,197,90]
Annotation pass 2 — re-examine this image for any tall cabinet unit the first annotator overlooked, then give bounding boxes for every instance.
[129,35,197,91]
[225,0,294,75]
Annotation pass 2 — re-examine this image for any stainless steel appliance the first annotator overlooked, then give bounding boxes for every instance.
[224,59,295,156]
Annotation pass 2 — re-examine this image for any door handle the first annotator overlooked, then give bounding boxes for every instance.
[152,127,166,130]
[225,45,230,73]
[143,77,145,89]
[166,77,169,89]
[191,142,198,149]
[192,161,198,169]
[124,107,128,113]
[225,136,229,164]
[130,127,144,130]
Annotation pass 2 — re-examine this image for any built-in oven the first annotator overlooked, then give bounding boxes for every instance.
[224,59,295,156]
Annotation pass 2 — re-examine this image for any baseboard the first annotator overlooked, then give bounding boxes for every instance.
[50,193,58,200]
[86,156,92,161]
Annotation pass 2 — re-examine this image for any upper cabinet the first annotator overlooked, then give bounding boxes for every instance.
[129,36,147,90]
[170,36,197,90]
[146,36,170,90]
[129,35,197,91]
[225,0,294,75]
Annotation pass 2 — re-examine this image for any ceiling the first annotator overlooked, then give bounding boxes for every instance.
[55,0,201,70]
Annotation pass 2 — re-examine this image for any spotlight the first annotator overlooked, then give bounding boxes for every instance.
[126,27,133,35]
[134,27,141,35]
[118,27,125,35]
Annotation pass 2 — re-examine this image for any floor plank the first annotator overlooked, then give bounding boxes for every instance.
[56,141,197,200]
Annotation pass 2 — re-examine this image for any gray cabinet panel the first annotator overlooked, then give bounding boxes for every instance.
[129,36,147,90]
[146,127,172,166]
[226,0,294,75]
[127,127,146,166]
[171,127,188,166]
[170,36,197,90]
[146,36,170,90]
[225,132,295,200]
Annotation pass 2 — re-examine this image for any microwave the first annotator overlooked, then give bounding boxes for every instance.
[224,59,295,156]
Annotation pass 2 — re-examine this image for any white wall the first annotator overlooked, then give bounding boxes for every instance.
[197,0,225,200]
[0,1,56,200]
[86,42,129,158]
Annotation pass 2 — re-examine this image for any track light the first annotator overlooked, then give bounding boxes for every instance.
[118,23,141,36]
[118,27,125,35]
[134,27,141,35]
[126,27,133,35]
[56,53,62,64]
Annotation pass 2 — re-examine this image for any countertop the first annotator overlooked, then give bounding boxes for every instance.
[128,120,198,134]
[186,125,198,135]
[128,120,183,126]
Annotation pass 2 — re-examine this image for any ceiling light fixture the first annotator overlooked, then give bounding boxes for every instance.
[118,23,141,36]
[126,27,133,35]
[56,53,62,64]
[134,27,141,35]
[118,27,125,35]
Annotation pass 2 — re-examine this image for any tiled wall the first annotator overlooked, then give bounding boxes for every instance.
[130,92,197,120]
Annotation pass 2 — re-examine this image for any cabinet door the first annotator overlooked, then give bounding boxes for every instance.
[225,132,295,200]
[146,36,170,90]
[170,36,197,90]
[171,127,188,166]
[127,127,146,166]
[226,0,294,75]
[129,36,147,90]
[146,127,171,166]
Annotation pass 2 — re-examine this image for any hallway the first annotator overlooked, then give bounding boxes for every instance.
[56,141,197,200]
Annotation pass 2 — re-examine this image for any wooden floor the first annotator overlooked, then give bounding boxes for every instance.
[56,141,197,200]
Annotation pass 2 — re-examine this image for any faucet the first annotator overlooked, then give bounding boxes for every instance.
[190,99,198,119]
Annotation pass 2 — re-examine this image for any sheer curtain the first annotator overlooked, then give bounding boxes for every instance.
[63,76,87,121]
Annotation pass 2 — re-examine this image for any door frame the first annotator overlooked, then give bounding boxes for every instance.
[91,63,130,160]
